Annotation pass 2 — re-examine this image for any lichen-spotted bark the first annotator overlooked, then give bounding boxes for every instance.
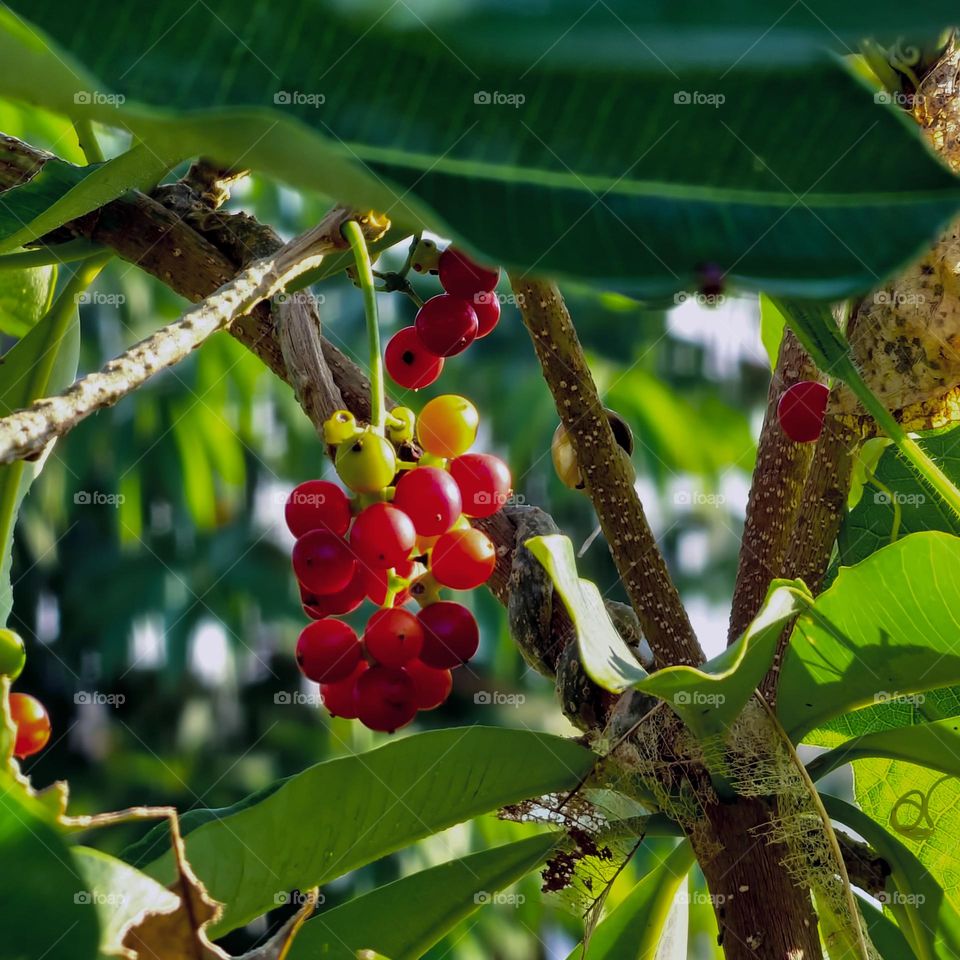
[510,274,702,669]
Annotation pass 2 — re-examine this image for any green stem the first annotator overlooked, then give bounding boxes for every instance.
[0,240,105,271]
[73,119,105,164]
[343,220,385,431]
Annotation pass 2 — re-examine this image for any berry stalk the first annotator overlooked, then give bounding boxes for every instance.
[342,219,385,432]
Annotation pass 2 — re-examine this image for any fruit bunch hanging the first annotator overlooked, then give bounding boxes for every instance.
[285,399,512,732]
[384,244,501,389]
[284,225,512,733]
[0,627,51,760]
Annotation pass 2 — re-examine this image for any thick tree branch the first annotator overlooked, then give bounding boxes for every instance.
[727,330,819,644]
[0,208,388,463]
[510,274,703,669]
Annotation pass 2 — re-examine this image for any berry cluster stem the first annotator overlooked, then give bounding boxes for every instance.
[343,219,385,432]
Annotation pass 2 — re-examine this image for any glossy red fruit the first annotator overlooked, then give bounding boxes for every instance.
[9,692,51,759]
[385,326,444,390]
[356,665,418,732]
[300,570,366,618]
[471,291,501,338]
[296,619,361,683]
[777,380,829,443]
[450,454,512,518]
[429,528,496,590]
[403,659,453,710]
[438,248,500,299]
[418,602,480,668]
[320,660,368,719]
[351,503,416,569]
[364,608,424,667]
[364,566,413,607]
[414,294,478,357]
[284,480,352,538]
[393,467,462,537]
[292,530,356,595]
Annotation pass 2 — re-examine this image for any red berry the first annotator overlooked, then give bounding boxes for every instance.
[351,503,416,570]
[356,666,418,732]
[471,291,501,338]
[418,602,480,668]
[414,294,478,358]
[393,467,462,537]
[364,566,413,607]
[385,326,444,390]
[364,608,424,666]
[284,480,352,538]
[777,381,829,443]
[429,528,496,590]
[403,659,453,710]
[321,661,368,719]
[300,570,366,618]
[438,248,500,299]
[292,530,356,595]
[296,619,361,683]
[9,693,51,759]
[450,454,512,518]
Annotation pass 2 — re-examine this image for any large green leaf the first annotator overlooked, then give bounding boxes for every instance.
[289,833,558,960]
[142,726,594,937]
[824,794,960,960]
[565,840,694,960]
[0,775,99,960]
[73,847,179,957]
[1,5,959,296]
[0,261,54,336]
[807,717,960,783]
[777,532,960,740]
[857,896,919,960]
[839,428,960,566]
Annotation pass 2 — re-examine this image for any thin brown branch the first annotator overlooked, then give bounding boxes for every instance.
[510,274,703,669]
[728,330,819,643]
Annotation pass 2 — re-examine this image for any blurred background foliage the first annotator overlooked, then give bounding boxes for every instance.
[3,106,769,957]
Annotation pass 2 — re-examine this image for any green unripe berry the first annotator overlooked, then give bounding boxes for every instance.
[335,431,398,493]
[323,410,360,446]
[0,628,26,680]
[385,407,416,445]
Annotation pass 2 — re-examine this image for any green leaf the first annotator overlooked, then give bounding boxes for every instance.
[777,532,960,740]
[857,896,919,960]
[840,428,960,565]
[807,717,960,783]
[565,841,694,960]
[524,534,647,692]
[2,6,960,297]
[0,261,55,336]
[0,774,100,960]
[0,144,176,252]
[823,794,960,960]
[142,726,595,937]
[289,833,558,960]
[73,846,179,956]
[758,293,786,371]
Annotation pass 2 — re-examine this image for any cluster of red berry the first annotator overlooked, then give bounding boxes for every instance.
[0,628,51,760]
[285,395,511,732]
[777,380,829,443]
[384,246,501,390]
